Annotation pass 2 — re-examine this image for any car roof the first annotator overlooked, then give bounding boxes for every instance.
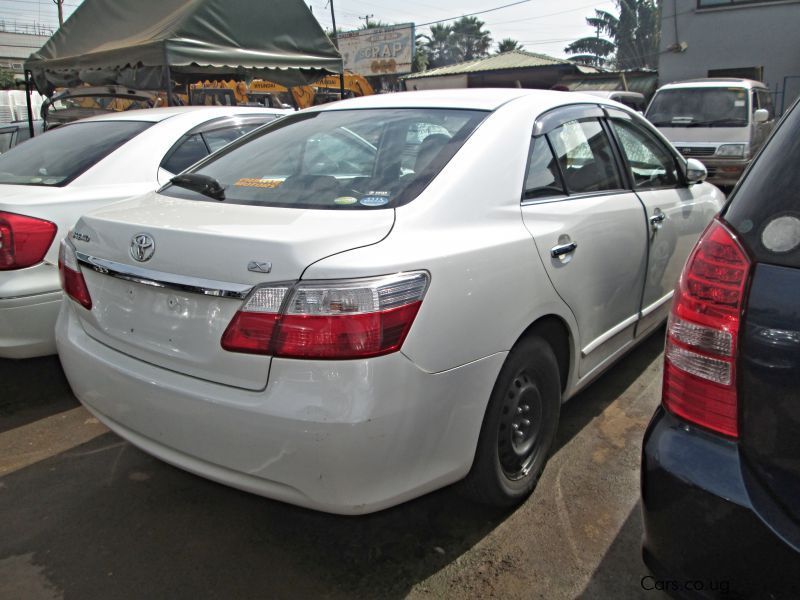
[77,105,290,124]
[313,88,614,114]
[658,78,768,91]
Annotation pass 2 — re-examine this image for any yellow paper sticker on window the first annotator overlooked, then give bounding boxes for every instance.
[234,178,283,189]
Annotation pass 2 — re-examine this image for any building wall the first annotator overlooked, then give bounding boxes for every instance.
[0,32,51,76]
[658,0,800,112]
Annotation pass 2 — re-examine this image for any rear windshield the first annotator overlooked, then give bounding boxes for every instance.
[160,108,488,209]
[0,120,152,186]
[646,88,749,127]
[724,101,800,268]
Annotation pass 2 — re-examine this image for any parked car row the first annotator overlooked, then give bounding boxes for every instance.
[2,86,796,597]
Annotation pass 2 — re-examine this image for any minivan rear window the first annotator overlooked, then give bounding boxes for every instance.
[724,101,800,268]
[160,108,488,209]
[0,120,152,186]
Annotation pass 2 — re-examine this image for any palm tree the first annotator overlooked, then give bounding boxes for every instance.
[564,1,659,69]
[497,38,524,54]
[420,24,456,68]
[450,16,492,61]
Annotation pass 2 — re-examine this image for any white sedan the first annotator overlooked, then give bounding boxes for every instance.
[56,89,724,514]
[0,105,288,358]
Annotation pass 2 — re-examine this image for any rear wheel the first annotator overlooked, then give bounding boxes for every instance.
[464,335,561,507]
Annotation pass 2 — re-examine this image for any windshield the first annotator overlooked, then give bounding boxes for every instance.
[0,120,152,186]
[646,88,749,127]
[161,108,488,209]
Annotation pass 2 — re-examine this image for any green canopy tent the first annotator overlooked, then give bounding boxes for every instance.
[22,0,343,131]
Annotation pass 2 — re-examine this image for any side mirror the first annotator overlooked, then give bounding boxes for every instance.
[753,108,769,124]
[685,158,707,184]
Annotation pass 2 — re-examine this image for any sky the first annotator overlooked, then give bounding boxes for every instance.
[0,0,617,61]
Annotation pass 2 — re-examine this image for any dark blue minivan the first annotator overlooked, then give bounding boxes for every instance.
[642,97,800,598]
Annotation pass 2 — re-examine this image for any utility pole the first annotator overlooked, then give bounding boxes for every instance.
[52,0,64,27]
[359,14,374,29]
[326,0,346,100]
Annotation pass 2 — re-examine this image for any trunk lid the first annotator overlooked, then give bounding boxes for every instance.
[69,192,395,390]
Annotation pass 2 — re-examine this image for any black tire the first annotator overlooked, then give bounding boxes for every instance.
[463,335,561,507]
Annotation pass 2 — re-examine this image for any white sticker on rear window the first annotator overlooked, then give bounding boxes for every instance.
[762,215,800,253]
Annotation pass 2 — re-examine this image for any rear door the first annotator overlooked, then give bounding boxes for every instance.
[606,109,718,336]
[521,106,648,377]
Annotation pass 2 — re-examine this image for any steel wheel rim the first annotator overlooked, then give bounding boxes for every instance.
[497,370,544,481]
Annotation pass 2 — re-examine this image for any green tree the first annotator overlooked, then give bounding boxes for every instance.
[564,1,659,69]
[497,38,524,54]
[420,23,456,68]
[450,16,492,61]
[0,69,16,90]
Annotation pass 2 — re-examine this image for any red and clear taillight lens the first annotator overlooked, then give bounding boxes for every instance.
[222,272,429,359]
[0,211,57,270]
[663,218,750,438]
[58,239,92,310]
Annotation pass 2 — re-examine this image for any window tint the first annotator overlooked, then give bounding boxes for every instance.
[724,101,800,268]
[0,120,151,186]
[161,133,209,174]
[161,108,487,209]
[523,137,564,200]
[610,120,679,189]
[548,119,622,194]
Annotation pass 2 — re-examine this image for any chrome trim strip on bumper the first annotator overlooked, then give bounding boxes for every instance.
[640,291,674,318]
[75,252,253,299]
[581,313,639,356]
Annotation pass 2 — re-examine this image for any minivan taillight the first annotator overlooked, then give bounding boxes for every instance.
[663,218,751,438]
[0,211,57,270]
[222,272,429,359]
[58,239,92,310]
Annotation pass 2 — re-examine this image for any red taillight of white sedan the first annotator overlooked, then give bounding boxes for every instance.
[58,239,92,310]
[222,272,430,359]
[663,218,751,438]
[0,211,57,270]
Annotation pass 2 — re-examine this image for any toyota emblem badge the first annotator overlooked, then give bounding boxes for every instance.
[130,233,155,262]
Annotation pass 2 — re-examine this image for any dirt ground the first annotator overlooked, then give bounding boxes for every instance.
[0,329,668,600]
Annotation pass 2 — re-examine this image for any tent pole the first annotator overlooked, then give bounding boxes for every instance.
[328,0,346,100]
[163,64,172,107]
[24,70,35,138]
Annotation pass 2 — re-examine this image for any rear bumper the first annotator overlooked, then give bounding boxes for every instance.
[56,302,506,514]
[641,408,800,598]
[0,290,61,358]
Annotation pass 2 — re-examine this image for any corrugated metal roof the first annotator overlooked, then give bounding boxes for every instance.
[404,50,574,80]
[563,71,658,96]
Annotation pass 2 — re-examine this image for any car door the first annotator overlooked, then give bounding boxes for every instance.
[606,109,712,336]
[521,106,649,377]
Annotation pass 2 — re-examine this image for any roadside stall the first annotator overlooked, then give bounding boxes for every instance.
[22,0,342,134]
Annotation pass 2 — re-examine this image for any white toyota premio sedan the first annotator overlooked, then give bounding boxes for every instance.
[56,89,724,514]
[0,105,288,358]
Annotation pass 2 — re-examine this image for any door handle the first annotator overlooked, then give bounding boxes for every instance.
[649,210,666,231]
[551,241,578,258]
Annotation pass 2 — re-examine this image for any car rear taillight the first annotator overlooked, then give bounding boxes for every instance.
[222,272,429,359]
[58,239,92,310]
[0,211,57,270]
[663,218,751,438]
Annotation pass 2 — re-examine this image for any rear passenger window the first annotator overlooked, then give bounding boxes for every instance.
[548,119,622,194]
[523,137,564,199]
[610,120,679,189]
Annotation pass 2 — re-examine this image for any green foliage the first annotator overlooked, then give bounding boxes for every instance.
[0,69,17,90]
[419,17,492,69]
[497,38,524,54]
[564,1,660,69]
